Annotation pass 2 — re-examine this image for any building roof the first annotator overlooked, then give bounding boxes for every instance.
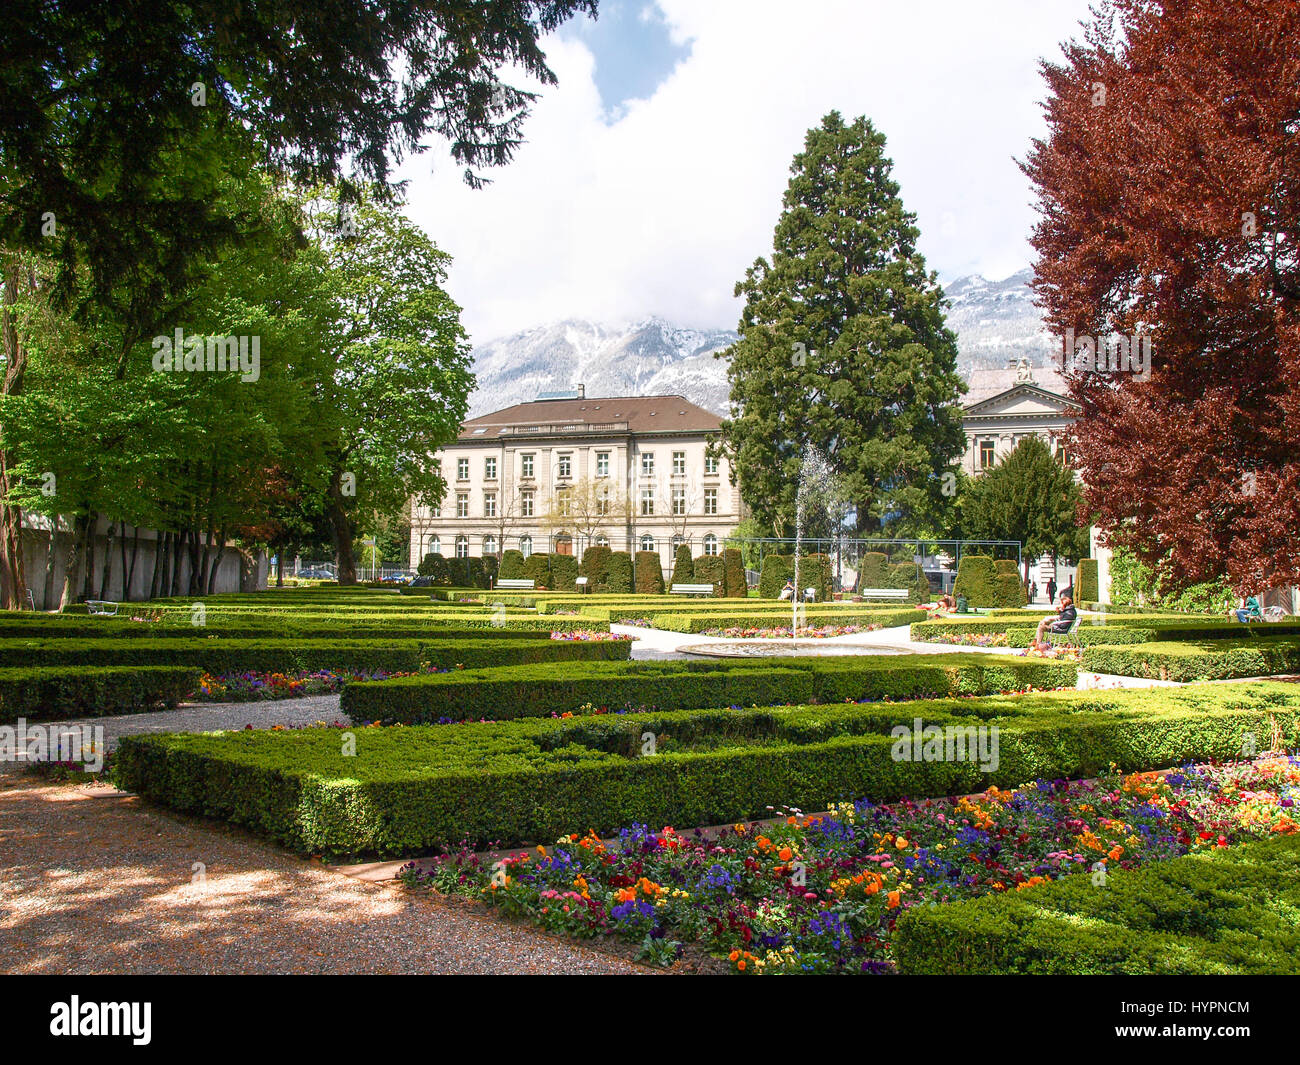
[962,366,1069,408]
[455,394,722,442]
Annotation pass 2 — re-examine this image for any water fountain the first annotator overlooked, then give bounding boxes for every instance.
[792,447,839,642]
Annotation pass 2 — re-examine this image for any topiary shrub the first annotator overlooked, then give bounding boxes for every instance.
[634,551,665,594]
[759,554,793,599]
[993,572,1027,607]
[953,555,997,607]
[463,556,487,589]
[550,554,579,591]
[670,544,694,587]
[606,551,634,593]
[580,545,612,586]
[1077,558,1099,604]
[888,561,933,604]
[482,554,499,587]
[523,552,551,587]
[692,554,726,596]
[858,552,890,591]
[723,548,746,597]
[498,549,526,580]
[796,553,833,602]
[417,552,453,585]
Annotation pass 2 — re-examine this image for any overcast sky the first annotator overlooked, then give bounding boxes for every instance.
[397,0,1096,345]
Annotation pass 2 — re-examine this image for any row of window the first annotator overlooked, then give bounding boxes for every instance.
[976,438,1073,469]
[454,451,721,481]
[437,486,722,518]
[425,534,722,558]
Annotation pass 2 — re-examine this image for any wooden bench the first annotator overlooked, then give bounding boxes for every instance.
[496,578,535,591]
[86,600,119,616]
[671,583,715,597]
[862,588,909,600]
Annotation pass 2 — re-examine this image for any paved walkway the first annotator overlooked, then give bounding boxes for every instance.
[0,775,643,974]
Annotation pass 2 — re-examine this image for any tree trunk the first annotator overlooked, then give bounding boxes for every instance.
[124,524,141,601]
[80,512,97,601]
[0,256,30,611]
[170,528,185,597]
[42,518,58,611]
[59,513,91,609]
[99,518,116,600]
[206,530,226,595]
[149,530,167,601]
[326,476,358,585]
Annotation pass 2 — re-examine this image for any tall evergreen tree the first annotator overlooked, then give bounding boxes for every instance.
[719,111,967,538]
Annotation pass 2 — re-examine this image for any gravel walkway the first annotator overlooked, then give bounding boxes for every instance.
[0,774,644,975]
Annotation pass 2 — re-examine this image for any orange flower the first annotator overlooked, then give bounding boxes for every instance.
[778,847,793,862]
[886,890,901,909]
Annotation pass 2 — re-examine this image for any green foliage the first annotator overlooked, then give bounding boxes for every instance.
[858,552,889,589]
[605,552,634,594]
[580,545,612,585]
[0,666,200,724]
[692,555,726,596]
[634,552,665,594]
[1077,558,1099,603]
[953,555,997,607]
[723,548,747,598]
[1082,636,1300,682]
[718,112,967,537]
[993,572,1028,608]
[522,552,551,587]
[670,544,694,586]
[113,682,1300,857]
[759,554,793,599]
[894,835,1300,975]
[498,550,526,580]
[549,554,579,592]
[1107,543,1234,612]
[648,607,926,634]
[728,518,769,571]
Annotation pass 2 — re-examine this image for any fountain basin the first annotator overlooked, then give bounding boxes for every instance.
[679,641,910,658]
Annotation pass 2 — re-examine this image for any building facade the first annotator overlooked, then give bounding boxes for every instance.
[409,389,743,575]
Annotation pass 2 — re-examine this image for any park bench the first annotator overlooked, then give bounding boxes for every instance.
[671,583,715,597]
[86,600,119,616]
[1047,614,1082,648]
[496,578,535,591]
[862,588,909,600]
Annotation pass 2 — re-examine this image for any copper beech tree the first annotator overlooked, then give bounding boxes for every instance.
[1022,0,1300,594]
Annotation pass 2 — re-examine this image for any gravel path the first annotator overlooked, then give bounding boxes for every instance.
[0,774,644,975]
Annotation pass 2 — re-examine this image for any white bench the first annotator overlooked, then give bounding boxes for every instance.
[862,588,909,599]
[86,600,119,616]
[496,578,535,590]
[1047,615,1082,648]
[671,583,715,596]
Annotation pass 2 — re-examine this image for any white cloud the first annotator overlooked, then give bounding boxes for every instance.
[396,0,1094,344]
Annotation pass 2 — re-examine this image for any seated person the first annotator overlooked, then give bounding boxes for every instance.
[933,594,956,615]
[778,579,795,601]
[1034,595,1077,649]
[1232,595,1262,623]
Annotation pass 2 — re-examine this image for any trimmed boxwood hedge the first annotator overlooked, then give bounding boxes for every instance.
[340,653,1075,723]
[606,552,634,593]
[1081,637,1300,681]
[894,834,1300,975]
[724,548,746,598]
[113,682,1300,857]
[634,551,665,594]
[0,636,631,674]
[953,555,997,607]
[913,616,1300,646]
[0,665,201,723]
[650,607,927,633]
[1077,558,1099,604]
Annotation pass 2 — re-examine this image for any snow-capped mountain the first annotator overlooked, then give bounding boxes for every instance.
[467,270,1054,417]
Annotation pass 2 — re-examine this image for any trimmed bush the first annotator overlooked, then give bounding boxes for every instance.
[894,834,1300,975]
[670,544,693,586]
[953,554,997,607]
[723,548,746,598]
[549,553,579,592]
[605,552,634,593]
[522,552,551,587]
[634,551,665,594]
[692,554,726,596]
[417,552,452,584]
[649,607,927,634]
[758,553,792,599]
[580,545,612,585]
[498,550,526,580]
[993,571,1028,608]
[1077,558,1099,604]
[1081,637,1300,681]
[857,552,890,590]
[0,665,201,724]
[114,682,1300,857]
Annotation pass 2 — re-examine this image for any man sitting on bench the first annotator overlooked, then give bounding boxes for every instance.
[1231,594,1262,623]
[1034,594,1076,650]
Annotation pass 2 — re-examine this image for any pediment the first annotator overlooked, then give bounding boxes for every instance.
[963,383,1079,418]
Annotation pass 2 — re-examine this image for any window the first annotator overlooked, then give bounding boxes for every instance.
[640,452,654,476]
[557,454,572,478]
[557,487,571,517]
[597,486,611,516]
[484,456,497,480]
[520,536,532,558]
[595,535,609,547]
[596,452,610,477]
[483,492,497,518]
[640,489,655,516]
[979,440,996,469]
[426,535,441,556]
[456,457,469,480]
[455,535,469,558]
[703,534,718,556]
[704,488,718,515]
[521,490,534,517]
[456,492,469,518]
[430,498,442,518]
[672,451,686,476]
[640,534,655,552]
[483,535,498,556]
[521,453,534,478]
[672,487,686,515]
[704,454,718,475]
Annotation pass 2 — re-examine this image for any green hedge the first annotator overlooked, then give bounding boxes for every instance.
[580,545,612,586]
[0,636,629,675]
[857,552,889,590]
[894,834,1300,974]
[912,616,1300,646]
[634,551,665,594]
[340,653,1074,723]
[758,553,792,599]
[723,548,747,598]
[0,616,606,641]
[650,607,927,633]
[606,551,634,593]
[692,554,725,596]
[1077,558,1099,604]
[498,550,526,580]
[522,552,551,587]
[0,665,202,724]
[669,545,693,586]
[549,553,579,592]
[114,682,1300,857]
[1081,637,1300,681]
[953,555,997,607]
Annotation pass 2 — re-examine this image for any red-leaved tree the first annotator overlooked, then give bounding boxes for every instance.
[1022,0,1300,594]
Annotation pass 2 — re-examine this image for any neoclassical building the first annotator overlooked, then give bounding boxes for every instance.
[409,389,744,574]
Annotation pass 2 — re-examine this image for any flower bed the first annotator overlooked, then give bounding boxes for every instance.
[699,624,871,639]
[402,753,1300,973]
[194,669,420,702]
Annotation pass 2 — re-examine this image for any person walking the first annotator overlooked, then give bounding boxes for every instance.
[1030,580,1038,603]
[1047,577,1057,604]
